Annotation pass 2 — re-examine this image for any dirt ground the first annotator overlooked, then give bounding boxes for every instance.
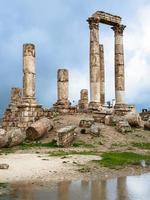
[0,113,150,184]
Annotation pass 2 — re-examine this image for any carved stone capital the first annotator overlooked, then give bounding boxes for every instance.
[23,44,35,57]
[87,17,99,30]
[111,25,126,35]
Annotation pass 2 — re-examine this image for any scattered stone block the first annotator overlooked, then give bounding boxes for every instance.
[116,120,132,134]
[144,120,150,130]
[56,125,76,147]
[125,112,143,128]
[90,124,101,137]
[26,118,53,141]
[79,119,94,128]
[7,128,26,147]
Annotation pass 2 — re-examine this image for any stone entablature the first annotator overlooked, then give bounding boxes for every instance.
[91,11,121,26]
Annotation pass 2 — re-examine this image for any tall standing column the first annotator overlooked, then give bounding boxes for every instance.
[87,17,101,109]
[112,25,126,106]
[99,44,105,105]
[23,44,36,102]
[57,69,69,105]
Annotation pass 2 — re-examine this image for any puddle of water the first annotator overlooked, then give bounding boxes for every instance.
[0,173,150,200]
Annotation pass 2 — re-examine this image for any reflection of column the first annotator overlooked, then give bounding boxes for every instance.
[11,183,34,200]
[117,177,128,200]
[99,44,105,105]
[87,17,101,109]
[23,44,36,100]
[58,181,71,200]
[112,25,126,106]
[91,180,101,199]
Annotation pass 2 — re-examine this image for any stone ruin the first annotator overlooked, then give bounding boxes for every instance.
[1,11,139,132]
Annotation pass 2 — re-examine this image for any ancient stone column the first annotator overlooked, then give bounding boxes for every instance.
[57,69,69,105]
[78,89,88,110]
[99,44,105,105]
[112,25,126,106]
[87,17,101,109]
[23,44,36,101]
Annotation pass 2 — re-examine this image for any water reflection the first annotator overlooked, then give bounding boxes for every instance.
[1,173,150,200]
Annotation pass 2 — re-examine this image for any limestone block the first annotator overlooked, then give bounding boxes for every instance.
[26,118,53,141]
[0,129,9,148]
[125,112,143,128]
[144,120,150,130]
[116,120,132,134]
[79,119,94,128]
[56,125,76,147]
[7,128,26,147]
[90,124,101,137]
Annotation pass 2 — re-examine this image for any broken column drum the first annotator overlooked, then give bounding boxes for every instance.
[112,25,126,106]
[88,17,101,108]
[11,88,22,105]
[79,89,88,110]
[57,69,69,105]
[23,44,36,101]
[99,44,105,105]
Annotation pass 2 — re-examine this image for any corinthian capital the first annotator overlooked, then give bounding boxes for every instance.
[87,17,99,30]
[111,24,126,35]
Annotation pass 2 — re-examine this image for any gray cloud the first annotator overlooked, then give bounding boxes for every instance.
[0,0,149,116]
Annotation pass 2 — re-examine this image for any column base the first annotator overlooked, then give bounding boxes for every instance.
[22,97,37,106]
[114,103,130,116]
[88,101,101,111]
[53,100,76,113]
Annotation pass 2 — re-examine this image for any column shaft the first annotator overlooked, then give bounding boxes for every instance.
[99,44,105,105]
[112,25,126,105]
[88,18,101,108]
[23,44,35,99]
[57,69,69,103]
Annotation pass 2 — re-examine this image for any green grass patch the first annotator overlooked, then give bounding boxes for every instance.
[132,143,150,149]
[49,150,98,157]
[72,140,95,148]
[19,140,58,150]
[0,183,8,189]
[98,152,150,168]
[0,148,15,155]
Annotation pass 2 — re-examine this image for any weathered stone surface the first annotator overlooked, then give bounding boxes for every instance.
[99,44,105,105]
[7,128,26,147]
[0,164,9,169]
[79,119,94,128]
[125,112,143,128]
[105,115,112,125]
[78,89,88,111]
[93,111,110,123]
[56,125,76,147]
[144,119,150,130]
[91,11,121,26]
[54,69,72,113]
[26,118,53,141]
[90,124,101,136]
[88,17,101,108]
[112,24,126,108]
[23,43,36,99]
[11,88,22,105]
[0,129,8,148]
[116,120,131,134]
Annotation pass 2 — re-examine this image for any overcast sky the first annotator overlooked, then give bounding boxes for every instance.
[0,0,150,116]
